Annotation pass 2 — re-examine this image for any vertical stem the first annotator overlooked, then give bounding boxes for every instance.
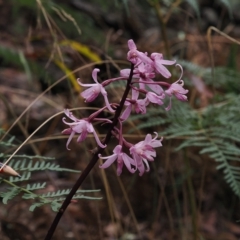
[44,63,135,240]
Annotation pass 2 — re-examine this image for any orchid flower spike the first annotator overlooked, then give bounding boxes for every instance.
[0,163,21,177]
[78,69,115,112]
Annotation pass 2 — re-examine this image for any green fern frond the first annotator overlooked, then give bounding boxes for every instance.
[0,138,100,211]
[27,189,102,212]
[41,189,76,198]
[9,172,31,182]
[0,178,102,211]
[5,154,55,160]
[26,182,47,191]
[29,202,50,212]
[0,187,22,204]
[166,95,240,197]
[0,136,16,147]
[40,188,101,198]
[50,201,62,212]
[72,195,102,200]
[175,137,208,150]
[8,159,80,173]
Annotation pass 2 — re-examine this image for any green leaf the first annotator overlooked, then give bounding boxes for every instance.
[1,187,21,204]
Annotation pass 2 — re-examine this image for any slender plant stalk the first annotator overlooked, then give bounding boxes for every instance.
[44,63,134,240]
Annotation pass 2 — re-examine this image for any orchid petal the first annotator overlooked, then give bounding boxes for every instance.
[62,118,80,126]
[99,154,118,169]
[102,93,115,112]
[77,130,88,143]
[77,79,96,87]
[120,69,131,77]
[128,39,137,50]
[66,131,75,150]
[113,145,122,154]
[62,128,72,135]
[120,105,132,121]
[92,130,106,148]
[160,59,176,65]
[122,154,135,173]
[92,68,100,83]
[137,52,152,65]
[146,92,164,105]
[132,89,139,100]
[148,84,164,95]
[154,64,172,78]
[64,109,78,122]
[81,85,101,102]
[116,159,124,176]
[72,122,85,133]
[142,158,150,172]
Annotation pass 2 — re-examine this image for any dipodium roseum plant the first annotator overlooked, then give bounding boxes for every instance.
[45,39,188,239]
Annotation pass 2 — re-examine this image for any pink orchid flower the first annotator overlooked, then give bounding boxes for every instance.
[120,62,163,95]
[78,69,115,112]
[151,53,176,78]
[127,39,152,65]
[130,133,163,176]
[165,80,188,101]
[145,91,165,106]
[165,76,188,111]
[99,145,136,176]
[62,109,106,149]
[121,89,147,121]
[161,64,188,110]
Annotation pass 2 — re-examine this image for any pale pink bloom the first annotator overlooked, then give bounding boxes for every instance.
[151,53,176,78]
[127,39,152,65]
[121,89,147,121]
[165,81,188,100]
[62,109,106,149]
[135,63,160,93]
[99,145,136,176]
[165,79,188,111]
[130,133,163,176]
[78,69,114,112]
[145,91,165,106]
